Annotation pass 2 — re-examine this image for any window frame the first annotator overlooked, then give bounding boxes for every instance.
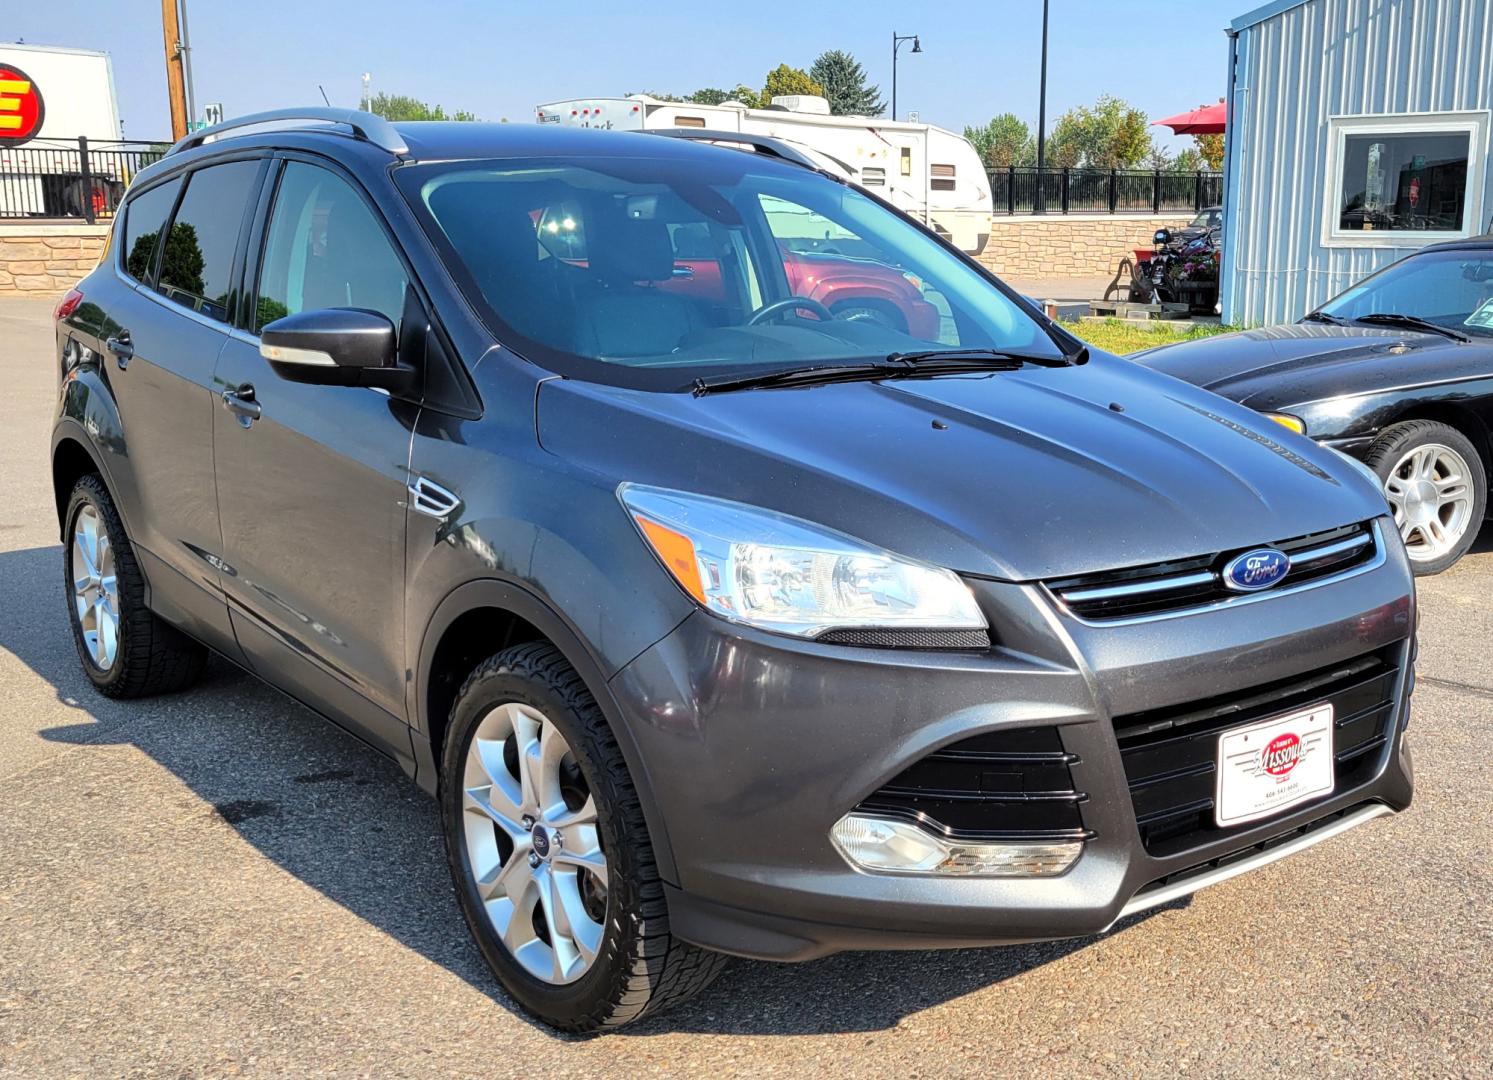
[1321,110,1490,249]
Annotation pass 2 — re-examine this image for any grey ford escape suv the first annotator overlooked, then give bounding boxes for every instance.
[51,109,1415,1032]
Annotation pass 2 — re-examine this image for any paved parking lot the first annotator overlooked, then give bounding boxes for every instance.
[2,296,1490,1077]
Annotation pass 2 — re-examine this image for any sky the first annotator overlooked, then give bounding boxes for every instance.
[10,0,1238,155]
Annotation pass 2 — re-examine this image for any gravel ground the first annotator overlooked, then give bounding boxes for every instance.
[2,296,1490,1078]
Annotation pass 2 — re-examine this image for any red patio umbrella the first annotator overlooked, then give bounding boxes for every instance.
[1152,103,1226,135]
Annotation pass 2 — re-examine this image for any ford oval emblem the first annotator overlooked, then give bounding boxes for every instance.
[1222,547,1291,592]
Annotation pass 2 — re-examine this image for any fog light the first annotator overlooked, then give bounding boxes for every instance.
[830,813,1082,877]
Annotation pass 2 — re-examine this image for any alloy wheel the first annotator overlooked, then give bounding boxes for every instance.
[460,701,609,985]
[70,504,120,670]
[1383,442,1475,562]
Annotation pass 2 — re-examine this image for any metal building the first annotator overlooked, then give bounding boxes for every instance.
[1221,0,1493,326]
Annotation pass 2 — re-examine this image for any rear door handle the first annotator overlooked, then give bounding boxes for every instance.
[104,331,133,368]
[221,385,262,424]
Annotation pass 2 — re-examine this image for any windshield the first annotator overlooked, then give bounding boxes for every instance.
[1315,248,1493,338]
[395,151,1062,389]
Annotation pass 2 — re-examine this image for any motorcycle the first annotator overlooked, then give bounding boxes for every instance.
[1127,226,1220,311]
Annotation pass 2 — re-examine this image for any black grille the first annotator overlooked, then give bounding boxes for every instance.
[1048,521,1377,621]
[1113,649,1400,857]
[815,627,991,650]
[855,726,1092,841]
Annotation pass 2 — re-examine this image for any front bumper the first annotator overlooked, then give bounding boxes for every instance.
[608,532,1416,962]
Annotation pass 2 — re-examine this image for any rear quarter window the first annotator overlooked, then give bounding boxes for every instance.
[120,178,182,285]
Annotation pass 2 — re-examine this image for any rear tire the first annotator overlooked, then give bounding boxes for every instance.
[440,642,727,1032]
[63,474,207,697]
[1362,420,1486,575]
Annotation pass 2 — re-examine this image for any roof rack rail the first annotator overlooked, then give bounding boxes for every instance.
[645,128,820,171]
[166,107,409,158]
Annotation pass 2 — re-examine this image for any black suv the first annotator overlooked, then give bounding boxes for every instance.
[51,110,1414,1032]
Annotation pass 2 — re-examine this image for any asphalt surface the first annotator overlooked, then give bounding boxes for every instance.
[2,296,1490,1078]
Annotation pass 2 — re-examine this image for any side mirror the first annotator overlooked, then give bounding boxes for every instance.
[260,308,414,391]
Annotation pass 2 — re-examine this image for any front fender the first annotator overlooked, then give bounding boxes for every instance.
[412,575,685,885]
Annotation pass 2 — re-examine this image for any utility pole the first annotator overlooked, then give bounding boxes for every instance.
[1034,0,1050,213]
[160,0,188,139]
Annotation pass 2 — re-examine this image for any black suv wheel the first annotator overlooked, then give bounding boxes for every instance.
[440,642,727,1031]
[63,475,207,697]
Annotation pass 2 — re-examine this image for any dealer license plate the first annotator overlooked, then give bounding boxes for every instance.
[1215,703,1335,827]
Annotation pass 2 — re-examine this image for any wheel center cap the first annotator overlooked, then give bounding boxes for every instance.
[1406,480,1439,524]
[530,824,552,860]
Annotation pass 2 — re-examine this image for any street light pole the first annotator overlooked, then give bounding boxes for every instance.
[1035,0,1050,213]
[891,32,921,121]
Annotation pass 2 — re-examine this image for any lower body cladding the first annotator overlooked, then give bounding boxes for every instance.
[608,529,1416,962]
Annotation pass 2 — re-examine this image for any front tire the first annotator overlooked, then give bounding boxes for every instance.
[1362,420,1486,575]
[64,474,207,696]
[440,642,727,1032]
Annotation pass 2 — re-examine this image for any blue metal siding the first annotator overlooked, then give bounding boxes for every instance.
[1222,0,1493,326]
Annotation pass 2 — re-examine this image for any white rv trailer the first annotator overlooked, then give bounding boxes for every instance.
[535,94,993,255]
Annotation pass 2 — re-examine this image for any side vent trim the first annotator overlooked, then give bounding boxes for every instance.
[408,476,460,519]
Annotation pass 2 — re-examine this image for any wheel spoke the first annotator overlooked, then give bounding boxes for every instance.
[92,602,113,665]
[549,867,603,965]
[553,844,608,890]
[463,785,529,843]
[549,793,599,830]
[535,719,572,820]
[536,866,583,981]
[474,846,534,903]
[470,737,526,827]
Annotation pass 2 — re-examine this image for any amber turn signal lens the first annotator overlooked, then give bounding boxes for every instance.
[1263,412,1307,435]
[633,515,706,603]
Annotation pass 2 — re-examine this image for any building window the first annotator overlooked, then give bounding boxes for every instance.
[1324,112,1488,246]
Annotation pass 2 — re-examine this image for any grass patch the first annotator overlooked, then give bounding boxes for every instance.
[1063,318,1239,356]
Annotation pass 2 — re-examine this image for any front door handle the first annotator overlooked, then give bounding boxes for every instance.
[104,331,133,368]
[221,385,262,425]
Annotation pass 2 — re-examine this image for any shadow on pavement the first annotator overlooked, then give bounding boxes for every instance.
[4,541,1175,1038]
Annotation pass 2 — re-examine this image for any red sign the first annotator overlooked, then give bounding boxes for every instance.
[1261,732,1302,777]
[0,64,44,145]
[1408,177,1421,209]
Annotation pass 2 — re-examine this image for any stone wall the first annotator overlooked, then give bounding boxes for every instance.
[0,223,111,295]
[976,213,1193,280]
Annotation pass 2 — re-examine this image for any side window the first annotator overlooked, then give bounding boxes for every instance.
[155,160,260,323]
[120,178,181,285]
[255,162,409,332]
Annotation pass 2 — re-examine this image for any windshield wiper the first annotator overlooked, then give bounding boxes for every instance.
[1302,311,1346,325]
[1353,312,1470,342]
[887,345,1087,368]
[692,355,1026,396]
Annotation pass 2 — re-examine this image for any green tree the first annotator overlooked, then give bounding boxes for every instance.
[367,91,477,122]
[761,64,824,105]
[809,50,884,116]
[1195,131,1225,170]
[1170,147,1206,173]
[1046,95,1152,169]
[965,113,1035,167]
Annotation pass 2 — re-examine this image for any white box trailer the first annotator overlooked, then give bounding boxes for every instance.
[0,43,129,218]
[536,94,993,255]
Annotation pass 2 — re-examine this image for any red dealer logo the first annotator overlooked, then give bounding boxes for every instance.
[1261,732,1302,777]
[0,64,45,146]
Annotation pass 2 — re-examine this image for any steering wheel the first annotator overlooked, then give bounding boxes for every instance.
[746,297,836,326]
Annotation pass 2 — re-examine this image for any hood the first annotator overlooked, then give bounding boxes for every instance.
[534,354,1389,581]
[1136,323,1461,409]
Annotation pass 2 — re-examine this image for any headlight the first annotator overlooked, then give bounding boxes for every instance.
[1262,411,1307,435]
[619,484,987,638]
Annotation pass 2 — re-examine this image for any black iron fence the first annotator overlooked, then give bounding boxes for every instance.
[988,166,1223,216]
[0,137,169,222]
